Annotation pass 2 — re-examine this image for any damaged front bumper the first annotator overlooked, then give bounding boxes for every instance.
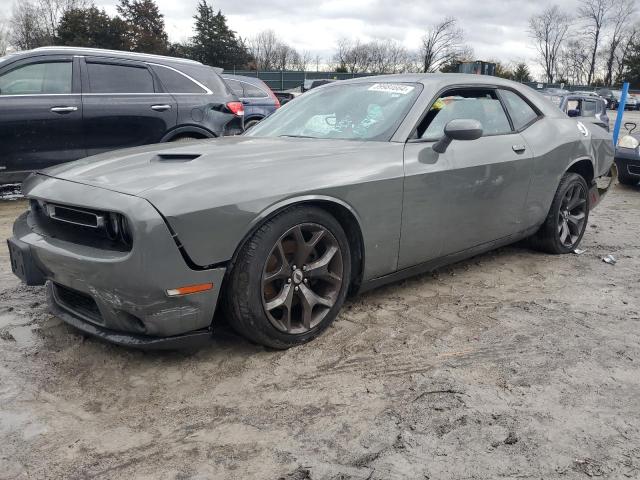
[9,174,226,349]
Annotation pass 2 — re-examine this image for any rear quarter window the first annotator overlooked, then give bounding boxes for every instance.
[151,65,206,94]
[500,89,539,130]
[178,64,230,96]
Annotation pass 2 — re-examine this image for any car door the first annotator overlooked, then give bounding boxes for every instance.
[0,55,84,179]
[80,56,177,156]
[399,87,534,269]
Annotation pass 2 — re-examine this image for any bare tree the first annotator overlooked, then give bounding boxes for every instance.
[613,26,638,83]
[529,5,571,83]
[291,50,311,71]
[0,19,9,55]
[10,1,48,49]
[248,30,280,70]
[603,0,636,85]
[559,38,591,84]
[420,17,467,73]
[579,0,614,85]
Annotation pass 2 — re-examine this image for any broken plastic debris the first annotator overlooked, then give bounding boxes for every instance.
[602,255,617,265]
[573,248,586,255]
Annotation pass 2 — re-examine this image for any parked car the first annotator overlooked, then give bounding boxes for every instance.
[9,74,614,349]
[596,88,617,109]
[222,74,280,129]
[561,94,610,131]
[0,46,244,184]
[625,94,639,110]
[302,78,337,92]
[615,122,640,185]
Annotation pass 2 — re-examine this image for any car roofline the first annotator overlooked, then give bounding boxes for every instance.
[30,46,204,66]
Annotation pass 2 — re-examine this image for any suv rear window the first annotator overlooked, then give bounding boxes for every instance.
[244,82,268,98]
[152,65,206,94]
[86,62,154,93]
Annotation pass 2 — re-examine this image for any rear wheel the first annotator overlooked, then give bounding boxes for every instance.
[244,119,262,130]
[225,206,351,349]
[531,172,589,254]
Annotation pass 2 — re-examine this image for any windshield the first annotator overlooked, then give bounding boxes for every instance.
[246,82,422,141]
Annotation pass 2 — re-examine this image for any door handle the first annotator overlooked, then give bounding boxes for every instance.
[151,104,172,111]
[512,144,526,153]
[50,106,78,113]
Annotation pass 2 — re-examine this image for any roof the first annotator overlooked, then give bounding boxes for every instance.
[28,46,203,65]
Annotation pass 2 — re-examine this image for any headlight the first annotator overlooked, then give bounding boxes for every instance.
[618,135,640,149]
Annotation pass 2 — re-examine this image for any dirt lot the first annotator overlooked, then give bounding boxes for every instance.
[2,151,640,478]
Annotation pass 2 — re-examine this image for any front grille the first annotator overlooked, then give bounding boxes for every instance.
[53,284,103,324]
[29,200,132,252]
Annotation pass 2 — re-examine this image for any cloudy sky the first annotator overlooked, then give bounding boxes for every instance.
[94,0,576,69]
[6,0,583,72]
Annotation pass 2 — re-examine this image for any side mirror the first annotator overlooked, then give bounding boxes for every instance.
[567,109,580,117]
[433,119,483,154]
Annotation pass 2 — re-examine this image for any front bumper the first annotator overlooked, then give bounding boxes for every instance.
[10,174,226,348]
[615,147,640,177]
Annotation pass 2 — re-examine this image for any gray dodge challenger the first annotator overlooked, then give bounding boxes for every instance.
[8,74,614,349]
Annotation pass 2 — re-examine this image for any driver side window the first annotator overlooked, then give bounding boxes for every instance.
[0,61,72,95]
[417,88,511,140]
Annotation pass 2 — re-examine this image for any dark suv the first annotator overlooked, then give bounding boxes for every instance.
[0,47,244,184]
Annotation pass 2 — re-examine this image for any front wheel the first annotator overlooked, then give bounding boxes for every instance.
[225,206,351,349]
[531,172,589,254]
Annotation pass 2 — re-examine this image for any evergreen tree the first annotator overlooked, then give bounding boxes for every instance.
[56,7,130,50]
[191,0,251,68]
[117,0,168,54]
[512,63,532,82]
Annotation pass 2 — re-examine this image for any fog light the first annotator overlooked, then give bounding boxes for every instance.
[166,283,214,297]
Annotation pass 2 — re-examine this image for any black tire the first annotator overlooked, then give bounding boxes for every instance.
[244,119,261,130]
[225,206,351,349]
[618,169,638,186]
[531,172,590,254]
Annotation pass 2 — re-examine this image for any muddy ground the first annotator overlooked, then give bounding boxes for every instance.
[2,155,640,477]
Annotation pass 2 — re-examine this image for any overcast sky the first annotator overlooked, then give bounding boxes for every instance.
[6,0,585,73]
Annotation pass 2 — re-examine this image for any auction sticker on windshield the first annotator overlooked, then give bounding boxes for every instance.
[368,83,415,95]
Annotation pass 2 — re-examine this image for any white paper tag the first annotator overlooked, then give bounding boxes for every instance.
[368,83,415,95]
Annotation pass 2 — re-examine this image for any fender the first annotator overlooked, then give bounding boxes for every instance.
[225,194,366,273]
[160,125,216,142]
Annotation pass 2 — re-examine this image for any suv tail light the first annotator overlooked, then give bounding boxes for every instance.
[226,101,244,116]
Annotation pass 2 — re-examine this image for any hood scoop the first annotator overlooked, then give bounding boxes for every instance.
[153,153,201,162]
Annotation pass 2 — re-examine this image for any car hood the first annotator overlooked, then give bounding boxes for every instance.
[41,136,371,197]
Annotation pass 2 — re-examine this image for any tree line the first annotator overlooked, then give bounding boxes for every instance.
[2,0,640,86]
[529,0,639,86]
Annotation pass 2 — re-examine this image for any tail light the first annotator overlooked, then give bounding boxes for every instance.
[226,101,244,116]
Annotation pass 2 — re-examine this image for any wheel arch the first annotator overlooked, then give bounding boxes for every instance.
[565,157,595,184]
[227,196,366,294]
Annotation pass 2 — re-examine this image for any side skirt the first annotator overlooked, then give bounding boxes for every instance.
[357,225,540,294]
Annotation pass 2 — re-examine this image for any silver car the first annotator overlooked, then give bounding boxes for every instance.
[8,74,614,349]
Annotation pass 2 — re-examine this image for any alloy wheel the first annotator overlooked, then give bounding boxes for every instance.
[557,182,587,248]
[261,223,343,334]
